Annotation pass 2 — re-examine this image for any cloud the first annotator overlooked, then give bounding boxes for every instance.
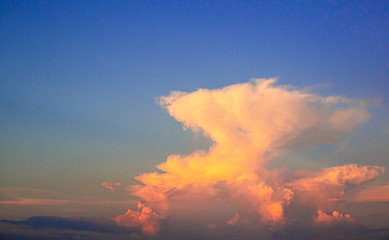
[102,182,121,192]
[315,210,353,224]
[0,198,135,207]
[288,164,384,202]
[348,185,389,202]
[0,198,73,206]
[116,79,384,235]
[115,202,161,234]
[227,213,240,225]
[0,187,137,219]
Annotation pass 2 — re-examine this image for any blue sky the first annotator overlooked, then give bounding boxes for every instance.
[1,0,389,227]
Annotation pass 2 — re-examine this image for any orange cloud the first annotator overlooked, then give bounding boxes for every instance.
[315,210,353,224]
[115,202,161,234]
[116,79,384,234]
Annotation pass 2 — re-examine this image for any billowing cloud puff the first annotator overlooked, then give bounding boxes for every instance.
[116,79,384,234]
[115,202,161,234]
[315,210,353,224]
[102,182,121,192]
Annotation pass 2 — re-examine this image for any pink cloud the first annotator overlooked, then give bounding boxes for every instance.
[348,185,389,202]
[290,164,384,189]
[102,182,121,192]
[115,202,161,234]
[288,164,384,200]
[227,213,240,225]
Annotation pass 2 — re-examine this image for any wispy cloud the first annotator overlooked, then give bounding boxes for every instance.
[102,182,121,192]
[348,185,389,202]
[0,197,136,207]
[0,187,137,219]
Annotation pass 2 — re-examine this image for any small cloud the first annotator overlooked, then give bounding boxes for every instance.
[315,210,353,224]
[348,185,389,202]
[227,213,240,225]
[102,182,121,192]
[115,202,161,234]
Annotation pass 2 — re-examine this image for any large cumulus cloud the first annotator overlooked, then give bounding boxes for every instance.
[114,79,384,234]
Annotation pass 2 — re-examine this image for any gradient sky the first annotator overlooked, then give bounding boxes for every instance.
[1,0,389,236]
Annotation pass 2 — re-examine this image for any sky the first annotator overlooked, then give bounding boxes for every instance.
[1,1,389,239]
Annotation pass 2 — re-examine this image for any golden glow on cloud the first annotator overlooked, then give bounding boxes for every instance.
[115,79,384,233]
[315,210,353,224]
